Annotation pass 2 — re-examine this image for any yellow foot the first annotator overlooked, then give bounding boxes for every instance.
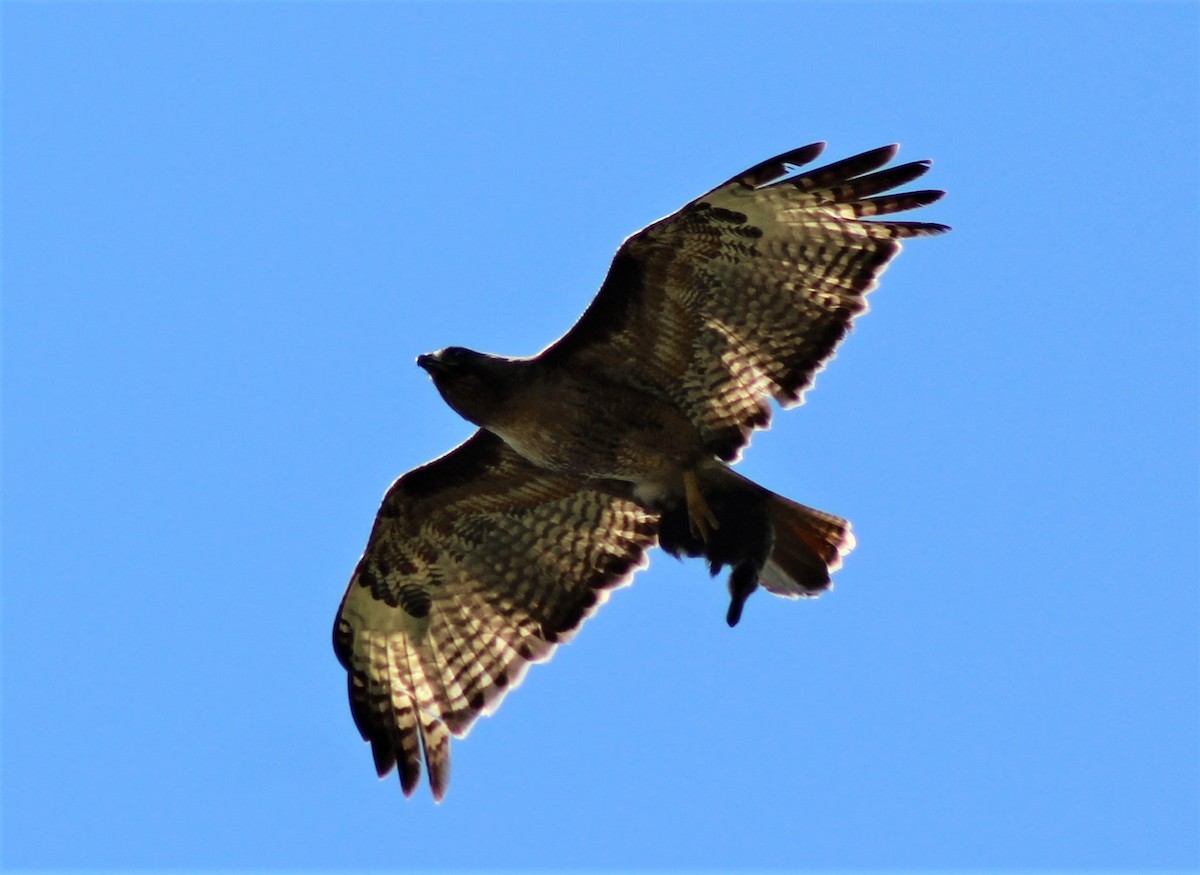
[683,470,720,543]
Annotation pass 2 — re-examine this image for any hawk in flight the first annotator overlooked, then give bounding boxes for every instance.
[334,143,948,800]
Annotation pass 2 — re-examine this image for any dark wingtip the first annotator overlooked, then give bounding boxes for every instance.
[922,222,953,235]
[430,771,448,804]
[784,141,827,167]
[397,761,420,797]
[734,142,827,189]
[863,143,901,166]
[371,740,398,778]
[905,189,946,208]
[427,751,449,803]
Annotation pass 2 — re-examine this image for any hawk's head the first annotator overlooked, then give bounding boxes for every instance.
[417,347,520,428]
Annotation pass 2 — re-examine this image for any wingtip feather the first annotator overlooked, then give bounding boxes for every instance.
[731,142,826,189]
[420,714,451,802]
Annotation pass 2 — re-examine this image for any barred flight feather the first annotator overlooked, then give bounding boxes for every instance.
[335,431,657,799]
[335,143,946,799]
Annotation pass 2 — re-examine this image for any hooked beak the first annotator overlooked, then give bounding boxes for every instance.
[416,353,442,375]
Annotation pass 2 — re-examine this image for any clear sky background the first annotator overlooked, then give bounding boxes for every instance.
[3,2,1197,871]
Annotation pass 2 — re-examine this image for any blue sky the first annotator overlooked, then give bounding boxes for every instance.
[3,2,1197,870]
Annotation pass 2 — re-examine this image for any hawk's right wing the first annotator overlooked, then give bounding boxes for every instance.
[540,143,949,462]
[333,429,657,801]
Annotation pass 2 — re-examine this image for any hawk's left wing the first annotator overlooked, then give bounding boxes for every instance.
[333,430,657,800]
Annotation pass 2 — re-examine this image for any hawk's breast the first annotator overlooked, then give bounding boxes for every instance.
[487,368,706,491]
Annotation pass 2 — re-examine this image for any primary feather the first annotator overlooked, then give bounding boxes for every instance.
[334,144,947,799]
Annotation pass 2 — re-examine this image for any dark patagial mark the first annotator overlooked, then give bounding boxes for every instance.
[538,252,646,364]
[399,429,508,500]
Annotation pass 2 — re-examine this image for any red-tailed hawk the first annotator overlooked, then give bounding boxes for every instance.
[334,143,948,800]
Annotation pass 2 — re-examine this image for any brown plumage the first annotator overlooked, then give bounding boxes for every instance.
[334,142,948,799]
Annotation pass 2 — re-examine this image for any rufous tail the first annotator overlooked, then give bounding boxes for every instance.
[759,493,855,601]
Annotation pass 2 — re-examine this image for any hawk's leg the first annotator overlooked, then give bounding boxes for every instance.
[683,469,720,542]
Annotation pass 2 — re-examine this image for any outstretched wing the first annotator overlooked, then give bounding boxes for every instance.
[333,430,657,800]
[540,143,949,461]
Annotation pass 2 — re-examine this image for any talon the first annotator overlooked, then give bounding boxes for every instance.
[683,470,720,542]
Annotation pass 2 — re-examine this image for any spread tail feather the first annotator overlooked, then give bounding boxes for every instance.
[759,494,855,600]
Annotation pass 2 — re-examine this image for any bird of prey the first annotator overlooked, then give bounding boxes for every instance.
[334,142,948,800]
